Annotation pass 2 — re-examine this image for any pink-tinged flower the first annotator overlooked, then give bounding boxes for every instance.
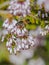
[8,0,30,17]
[2,18,17,31]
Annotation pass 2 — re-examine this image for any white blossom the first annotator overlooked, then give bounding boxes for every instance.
[42,14,45,18]
[18,44,21,49]
[16,47,20,51]
[1,36,5,42]
[40,30,47,36]
[21,43,25,49]
[28,36,33,43]
[14,48,17,54]
[45,25,49,30]
[22,38,27,44]
[9,48,13,54]
[25,45,29,49]
[7,47,11,51]
[16,28,22,36]
[45,13,48,17]
[31,41,35,47]
[8,0,30,17]
[3,19,17,33]
[6,41,9,47]
[38,11,41,16]
[3,18,9,28]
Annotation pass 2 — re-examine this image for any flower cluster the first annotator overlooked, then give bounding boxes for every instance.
[2,18,48,54]
[2,18,36,54]
[8,0,30,17]
[6,35,36,54]
[1,0,49,54]
[1,18,17,42]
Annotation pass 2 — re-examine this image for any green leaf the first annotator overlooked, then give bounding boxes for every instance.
[0,17,3,29]
[40,20,45,28]
[26,24,37,30]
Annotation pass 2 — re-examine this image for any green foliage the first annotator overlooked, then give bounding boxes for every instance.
[23,60,28,65]
[0,43,9,62]
[26,24,37,30]
[0,0,7,4]
[1,5,9,10]
[0,61,13,65]
[45,33,49,54]
[26,16,36,24]
[40,20,45,28]
[0,16,3,29]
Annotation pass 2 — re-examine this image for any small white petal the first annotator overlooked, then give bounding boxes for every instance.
[14,48,16,54]
[7,48,10,51]
[21,43,25,48]
[23,14,26,17]
[6,41,9,47]
[38,11,41,16]
[25,45,29,49]
[42,14,44,18]
[18,45,21,49]
[16,47,20,51]
[10,48,12,54]
[31,41,35,46]
[1,36,5,42]
[9,10,13,14]
[45,13,48,17]
[45,25,48,29]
